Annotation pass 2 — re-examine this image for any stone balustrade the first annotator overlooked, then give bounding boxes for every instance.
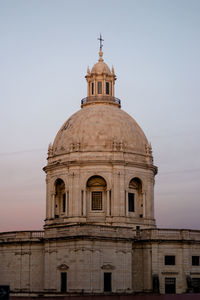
[0,230,44,241]
[140,228,200,241]
[81,96,121,107]
[1,227,200,242]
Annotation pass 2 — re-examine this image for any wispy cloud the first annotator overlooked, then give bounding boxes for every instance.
[160,168,200,175]
[0,148,46,156]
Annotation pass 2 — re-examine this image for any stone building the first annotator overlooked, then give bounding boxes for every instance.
[0,44,200,296]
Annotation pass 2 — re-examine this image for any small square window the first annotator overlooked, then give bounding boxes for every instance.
[192,256,200,266]
[92,191,102,210]
[165,256,175,265]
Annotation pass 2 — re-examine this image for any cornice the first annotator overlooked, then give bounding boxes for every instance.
[43,159,157,175]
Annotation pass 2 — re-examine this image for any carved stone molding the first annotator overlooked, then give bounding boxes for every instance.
[101,264,115,270]
[161,271,179,275]
[145,143,152,156]
[44,249,58,254]
[113,140,124,152]
[48,143,53,157]
[115,249,130,254]
[57,264,69,271]
[15,251,31,255]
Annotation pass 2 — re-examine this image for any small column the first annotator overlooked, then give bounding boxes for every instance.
[94,78,97,95]
[45,180,49,219]
[126,190,129,216]
[87,81,90,96]
[106,190,110,216]
[67,190,69,216]
[103,76,105,95]
[65,191,68,216]
[83,190,86,216]
[143,192,146,218]
[46,198,49,220]
[51,193,56,219]
[112,81,114,97]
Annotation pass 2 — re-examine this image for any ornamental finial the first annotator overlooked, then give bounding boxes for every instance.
[98,34,104,62]
[98,33,104,50]
[112,65,115,74]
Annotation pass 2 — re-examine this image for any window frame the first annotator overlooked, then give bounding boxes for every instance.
[55,178,65,217]
[61,272,67,293]
[165,277,176,294]
[97,81,102,94]
[91,82,94,95]
[128,192,135,212]
[104,272,112,292]
[91,191,103,211]
[62,193,66,213]
[106,82,109,95]
[165,255,176,266]
[191,278,200,293]
[192,256,200,266]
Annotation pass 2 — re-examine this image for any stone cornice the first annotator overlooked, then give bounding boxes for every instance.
[1,226,200,244]
[48,149,150,160]
[43,159,157,175]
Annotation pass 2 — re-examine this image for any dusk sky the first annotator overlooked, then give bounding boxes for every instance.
[0,0,200,231]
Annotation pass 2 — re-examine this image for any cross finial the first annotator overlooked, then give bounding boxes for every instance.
[98,34,104,50]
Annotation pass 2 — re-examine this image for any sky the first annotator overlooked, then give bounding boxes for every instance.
[0,0,200,231]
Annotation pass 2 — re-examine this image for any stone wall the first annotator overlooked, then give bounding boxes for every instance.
[0,232,44,292]
[0,228,200,295]
[44,239,132,294]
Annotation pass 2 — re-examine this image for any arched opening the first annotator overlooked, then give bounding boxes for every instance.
[86,176,107,211]
[55,178,66,218]
[128,177,143,216]
[97,81,102,94]
[106,82,110,95]
[91,82,94,95]
[129,177,142,190]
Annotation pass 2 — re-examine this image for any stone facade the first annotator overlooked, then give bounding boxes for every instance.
[1,228,200,295]
[0,46,200,296]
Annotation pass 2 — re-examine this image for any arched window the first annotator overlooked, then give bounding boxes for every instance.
[106,82,109,95]
[128,178,142,214]
[87,176,107,211]
[97,81,102,94]
[55,179,66,217]
[129,177,142,190]
[91,82,94,95]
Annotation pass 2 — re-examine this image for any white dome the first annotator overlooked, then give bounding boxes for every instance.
[53,103,148,155]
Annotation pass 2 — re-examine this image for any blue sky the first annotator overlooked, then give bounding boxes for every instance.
[0,0,200,231]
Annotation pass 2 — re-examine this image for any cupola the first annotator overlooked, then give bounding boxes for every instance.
[82,35,119,107]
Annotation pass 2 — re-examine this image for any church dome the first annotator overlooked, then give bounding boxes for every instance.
[52,41,149,157]
[52,103,148,155]
[45,39,156,231]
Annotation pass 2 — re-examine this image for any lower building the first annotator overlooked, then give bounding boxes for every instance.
[1,227,200,295]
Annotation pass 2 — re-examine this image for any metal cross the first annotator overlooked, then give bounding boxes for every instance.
[98,34,104,50]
